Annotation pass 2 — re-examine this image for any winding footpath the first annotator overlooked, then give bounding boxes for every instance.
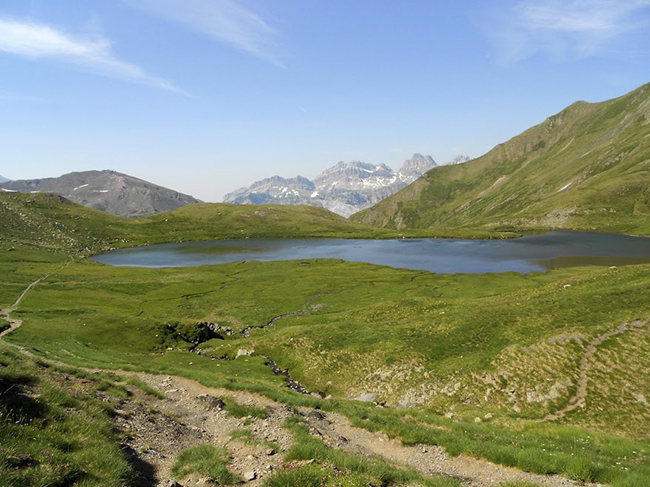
[0,263,69,338]
[1,268,604,486]
[114,372,599,486]
[538,319,648,422]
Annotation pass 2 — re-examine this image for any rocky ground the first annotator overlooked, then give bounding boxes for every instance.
[114,372,602,487]
[2,272,605,487]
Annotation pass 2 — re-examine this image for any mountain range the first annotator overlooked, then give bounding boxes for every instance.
[0,175,10,184]
[0,170,201,218]
[353,83,650,235]
[3,83,648,229]
[224,154,468,217]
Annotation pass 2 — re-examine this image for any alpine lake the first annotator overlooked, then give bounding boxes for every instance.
[92,231,650,274]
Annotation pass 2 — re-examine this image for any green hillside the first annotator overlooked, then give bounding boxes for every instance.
[0,192,391,255]
[353,83,650,234]
[2,189,650,485]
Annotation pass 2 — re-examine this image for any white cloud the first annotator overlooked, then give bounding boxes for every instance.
[0,17,186,93]
[125,0,284,67]
[485,0,650,62]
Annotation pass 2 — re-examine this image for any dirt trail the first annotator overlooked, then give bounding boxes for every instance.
[114,371,598,487]
[2,269,601,486]
[539,320,648,422]
[0,309,22,338]
[0,261,69,338]
[109,373,294,486]
[304,409,593,487]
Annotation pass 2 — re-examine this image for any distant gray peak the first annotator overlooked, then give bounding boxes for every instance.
[398,154,437,180]
[249,175,314,190]
[0,169,200,217]
[223,154,438,217]
[443,155,471,165]
[314,161,394,185]
[0,175,10,184]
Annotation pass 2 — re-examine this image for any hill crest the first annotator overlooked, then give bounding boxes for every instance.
[0,170,201,218]
[352,83,650,235]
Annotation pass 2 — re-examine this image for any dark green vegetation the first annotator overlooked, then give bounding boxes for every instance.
[2,84,650,485]
[0,342,136,486]
[353,83,650,235]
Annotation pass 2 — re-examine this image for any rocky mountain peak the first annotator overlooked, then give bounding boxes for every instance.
[444,155,471,165]
[397,154,438,181]
[223,153,461,217]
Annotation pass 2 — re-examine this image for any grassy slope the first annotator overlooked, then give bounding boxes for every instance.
[0,342,138,485]
[5,253,650,484]
[0,192,393,252]
[352,83,650,234]
[9,256,649,433]
[2,183,650,485]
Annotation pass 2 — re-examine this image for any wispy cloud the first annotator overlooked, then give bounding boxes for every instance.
[0,17,186,93]
[125,0,284,67]
[484,0,650,62]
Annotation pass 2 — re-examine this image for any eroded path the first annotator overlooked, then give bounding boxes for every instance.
[303,409,593,487]
[111,373,294,486]
[118,372,598,486]
[1,268,602,486]
[539,319,648,422]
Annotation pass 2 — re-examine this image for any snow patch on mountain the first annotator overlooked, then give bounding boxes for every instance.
[223,153,468,217]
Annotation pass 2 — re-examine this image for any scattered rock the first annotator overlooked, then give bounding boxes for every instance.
[196,478,217,486]
[243,470,256,481]
[157,480,182,487]
[236,348,254,358]
[306,409,327,421]
[355,392,377,402]
[5,454,38,469]
[196,394,225,411]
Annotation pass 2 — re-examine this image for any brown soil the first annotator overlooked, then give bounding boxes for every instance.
[116,372,599,486]
[2,270,603,487]
[111,373,293,486]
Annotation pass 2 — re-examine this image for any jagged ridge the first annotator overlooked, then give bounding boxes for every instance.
[224,154,451,217]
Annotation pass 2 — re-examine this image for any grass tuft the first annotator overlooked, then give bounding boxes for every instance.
[171,444,240,484]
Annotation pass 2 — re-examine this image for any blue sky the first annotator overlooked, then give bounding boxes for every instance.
[1,0,649,201]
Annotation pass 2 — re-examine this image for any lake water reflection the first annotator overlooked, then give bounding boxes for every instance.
[91,231,650,274]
